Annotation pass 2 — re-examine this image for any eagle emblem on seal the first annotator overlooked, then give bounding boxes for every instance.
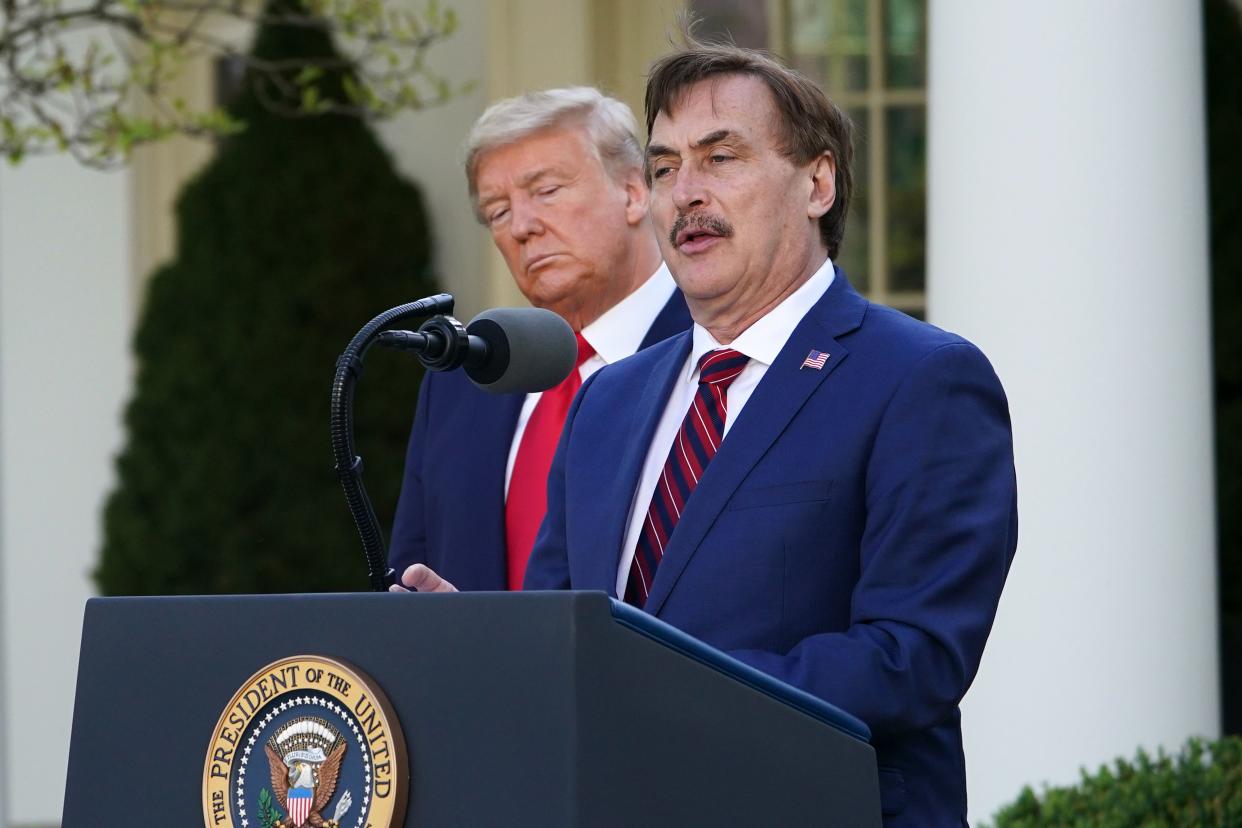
[264,716,350,827]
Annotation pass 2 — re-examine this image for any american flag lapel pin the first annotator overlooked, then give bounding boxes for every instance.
[800,349,830,370]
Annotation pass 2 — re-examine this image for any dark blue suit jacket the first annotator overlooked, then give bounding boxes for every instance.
[525,270,1018,825]
[388,290,691,590]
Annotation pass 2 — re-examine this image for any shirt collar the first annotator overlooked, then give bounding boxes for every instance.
[580,262,676,365]
[688,257,835,379]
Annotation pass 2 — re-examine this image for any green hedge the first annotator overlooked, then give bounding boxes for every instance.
[989,737,1242,827]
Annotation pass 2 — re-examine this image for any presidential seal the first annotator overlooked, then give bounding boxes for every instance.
[203,656,406,828]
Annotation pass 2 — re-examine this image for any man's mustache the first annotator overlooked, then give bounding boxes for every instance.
[669,213,734,247]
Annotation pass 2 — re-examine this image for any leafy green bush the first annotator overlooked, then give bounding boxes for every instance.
[989,737,1242,827]
[96,3,436,594]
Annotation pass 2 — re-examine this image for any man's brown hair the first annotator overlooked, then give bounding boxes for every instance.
[645,37,854,259]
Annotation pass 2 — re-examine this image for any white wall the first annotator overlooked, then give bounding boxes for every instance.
[927,2,1219,822]
[0,157,133,824]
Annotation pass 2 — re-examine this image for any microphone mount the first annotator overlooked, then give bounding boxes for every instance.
[375,314,489,373]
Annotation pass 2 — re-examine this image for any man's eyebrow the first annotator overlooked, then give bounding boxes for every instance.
[515,166,558,188]
[691,129,741,149]
[478,166,562,207]
[647,129,746,160]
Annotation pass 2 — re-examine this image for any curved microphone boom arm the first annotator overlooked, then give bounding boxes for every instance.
[331,293,460,592]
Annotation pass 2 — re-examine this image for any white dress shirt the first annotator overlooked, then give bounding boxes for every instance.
[615,258,835,597]
[504,263,677,494]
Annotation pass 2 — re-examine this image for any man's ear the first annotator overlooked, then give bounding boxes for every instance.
[808,152,836,220]
[623,169,650,226]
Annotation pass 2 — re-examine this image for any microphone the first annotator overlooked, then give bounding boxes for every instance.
[463,308,576,393]
[378,307,576,394]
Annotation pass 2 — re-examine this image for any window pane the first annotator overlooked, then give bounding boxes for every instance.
[884,0,926,88]
[838,106,869,291]
[886,105,926,293]
[689,0,771,50]
[788,0,869,93]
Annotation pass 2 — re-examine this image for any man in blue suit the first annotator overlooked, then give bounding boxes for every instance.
[397,46,1016,825]
[389,87,691,591]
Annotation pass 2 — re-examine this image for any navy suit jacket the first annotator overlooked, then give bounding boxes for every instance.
[388,290,692,590]
[525,270,1018,825]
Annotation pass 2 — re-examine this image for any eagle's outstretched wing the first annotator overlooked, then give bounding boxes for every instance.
[312,741,347,812]
[265,745,289,805]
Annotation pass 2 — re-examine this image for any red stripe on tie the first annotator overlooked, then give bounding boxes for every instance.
[675,439,702,491]
[689,395,718,453]
[644,501,671,553]
[671,441,701,500]
[679,417,710,478]
[648,498,674,550]
[659,466,686,518]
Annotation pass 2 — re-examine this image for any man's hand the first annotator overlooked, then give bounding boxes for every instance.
[388,563,459,593]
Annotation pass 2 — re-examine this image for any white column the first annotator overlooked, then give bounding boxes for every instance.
[927,2,1218,822]
[0,155,132,824]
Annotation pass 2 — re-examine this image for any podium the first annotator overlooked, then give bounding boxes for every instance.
[64,591,881,826]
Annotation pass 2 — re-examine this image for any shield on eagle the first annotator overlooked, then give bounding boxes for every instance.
[287,788,314,826]
[265,716,346,827]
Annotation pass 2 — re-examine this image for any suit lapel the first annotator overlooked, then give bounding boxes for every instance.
[643,271,867,616]
[587,333,692,596]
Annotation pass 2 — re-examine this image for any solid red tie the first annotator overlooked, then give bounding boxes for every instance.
[625,348,749,607]
[504,332,595,590]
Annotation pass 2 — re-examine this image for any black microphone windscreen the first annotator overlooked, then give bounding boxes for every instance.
[465,307,576,394]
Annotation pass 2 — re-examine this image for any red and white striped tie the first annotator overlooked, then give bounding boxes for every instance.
[624,348,749,607]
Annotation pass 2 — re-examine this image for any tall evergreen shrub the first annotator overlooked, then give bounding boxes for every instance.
[97,6,435,594]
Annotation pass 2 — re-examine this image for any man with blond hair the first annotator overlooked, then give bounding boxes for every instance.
[389,87,690,591]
